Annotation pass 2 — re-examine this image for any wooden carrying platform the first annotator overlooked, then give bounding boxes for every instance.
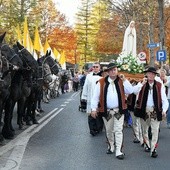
[119,72,144,82]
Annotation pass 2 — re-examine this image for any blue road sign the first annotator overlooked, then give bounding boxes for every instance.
[147,43,159,48]
[156,50,166,61]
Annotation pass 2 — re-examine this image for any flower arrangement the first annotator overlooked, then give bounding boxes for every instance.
[116,53,144,74]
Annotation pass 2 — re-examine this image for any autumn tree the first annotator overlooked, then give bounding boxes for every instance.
[29,0,68,41]
[48,26,77,64]
[0,0,77,65]
[75,0,95,66]
[95,16,123,61]
[27,0,78,64]
[164,1,170,64]
[89,0,120,61]
[108,0,162,66]
[0,0,37,43]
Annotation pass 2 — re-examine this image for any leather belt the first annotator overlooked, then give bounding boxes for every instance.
[109,108,118,110]
[108,108,119,112]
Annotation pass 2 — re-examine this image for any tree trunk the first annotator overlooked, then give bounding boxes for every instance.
[148,15,155,66]
[138,21,144,52]
[158,0,164,48]
[158,0,165,67]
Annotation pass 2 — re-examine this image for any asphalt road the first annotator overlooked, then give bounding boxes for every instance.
[0,90,170,170]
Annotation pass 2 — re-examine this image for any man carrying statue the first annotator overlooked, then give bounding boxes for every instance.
[91,62,133,160]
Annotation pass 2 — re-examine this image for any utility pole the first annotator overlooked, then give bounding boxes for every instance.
[157,0,165,67]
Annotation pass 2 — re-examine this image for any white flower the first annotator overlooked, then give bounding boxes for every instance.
[117,53,144,73]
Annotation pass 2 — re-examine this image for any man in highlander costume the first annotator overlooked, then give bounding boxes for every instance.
[91,62,133,160]
[133,67,169,158]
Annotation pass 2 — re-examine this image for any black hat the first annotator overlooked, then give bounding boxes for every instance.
[144,67,158,74]
[105,62,118,71]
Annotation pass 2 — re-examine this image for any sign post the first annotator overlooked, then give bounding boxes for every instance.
[138,52,146,64]
[147,42,159,67]
[147,42,166,67]
[147,43,160,48]
[156,50,166,62]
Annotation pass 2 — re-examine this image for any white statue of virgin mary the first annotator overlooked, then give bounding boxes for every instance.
[122,21,136,58]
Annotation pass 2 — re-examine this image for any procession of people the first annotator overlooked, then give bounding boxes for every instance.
[79,20,170,160]
[1,19,170,162]
[79,61,169,160]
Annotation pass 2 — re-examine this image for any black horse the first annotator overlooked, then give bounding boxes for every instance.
[40,50,59,75]
[0,33,23,69]
[24,50,59,125]
[23,55,45,125]
[2,42,38,139]
[0,33,23,143]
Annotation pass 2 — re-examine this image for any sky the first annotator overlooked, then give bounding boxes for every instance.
[53,0,81,26]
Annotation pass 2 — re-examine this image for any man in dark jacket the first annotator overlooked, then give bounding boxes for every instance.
[60,72,68,94]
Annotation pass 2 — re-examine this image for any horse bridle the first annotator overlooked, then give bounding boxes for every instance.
[18,47,32,70]
[42,55,58,74]
[35,64,50,85]
[43,63,51,78]
[0,44,19,69]
[36,56,54,84]
[0,49,10,82]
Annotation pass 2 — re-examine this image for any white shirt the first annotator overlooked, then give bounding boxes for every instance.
[81,72,102,113]
[91,77,133,111]
[133,81,169,113]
